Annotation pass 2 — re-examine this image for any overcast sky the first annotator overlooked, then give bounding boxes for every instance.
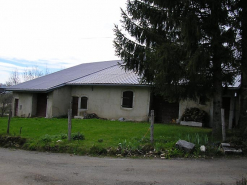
[0,0,127,84]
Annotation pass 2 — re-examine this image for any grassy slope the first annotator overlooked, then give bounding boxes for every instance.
[0,117,212,149]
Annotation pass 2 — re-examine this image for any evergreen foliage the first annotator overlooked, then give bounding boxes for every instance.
[114,0,239,137]
[233,0,247,133]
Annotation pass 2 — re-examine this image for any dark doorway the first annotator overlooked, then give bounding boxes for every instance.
[222,97,231,127]
[72,96,79,117]
[14,99,19,116]
[152,95,179,123]
[36,93,47,117]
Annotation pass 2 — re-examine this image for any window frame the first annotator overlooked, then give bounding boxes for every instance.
[80,96,88,110]
[121,90,134,109]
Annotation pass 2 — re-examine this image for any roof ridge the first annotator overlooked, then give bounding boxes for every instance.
[6,60,122,92]
[8,60,121,87]
[61,61,121,86]
[35,60,122,80]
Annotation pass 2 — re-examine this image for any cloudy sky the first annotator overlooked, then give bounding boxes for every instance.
[0,0,127,84]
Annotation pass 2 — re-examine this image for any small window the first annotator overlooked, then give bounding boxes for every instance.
[80,97,88,109]
[122,91,133,108]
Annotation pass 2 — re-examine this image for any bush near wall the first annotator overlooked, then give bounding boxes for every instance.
[181,108,209,126]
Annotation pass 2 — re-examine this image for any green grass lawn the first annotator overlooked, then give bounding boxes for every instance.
[0,117,213,157]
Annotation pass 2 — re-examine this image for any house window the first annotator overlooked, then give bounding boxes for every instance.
[80,97,88,109]
[122,91,133,108]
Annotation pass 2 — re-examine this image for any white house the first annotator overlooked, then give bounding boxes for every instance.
[7,60,240,127]
[7,60,150,121]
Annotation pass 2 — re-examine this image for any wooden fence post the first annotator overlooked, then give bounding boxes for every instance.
[68,109,72,141]
[228,110,233,130]
[150,110,154,143]
[221,108,226,142]
[7,109,12,134]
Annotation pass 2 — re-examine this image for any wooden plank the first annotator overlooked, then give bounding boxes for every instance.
[221,109,226,142]
[68,109,72,141]
[7,109,12,134]
[14,99,18,116]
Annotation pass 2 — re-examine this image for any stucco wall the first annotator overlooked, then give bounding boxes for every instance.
[71,86,150,121]
[31,94,37,116]
[50,86,71,118]
[11,85,150,120]
[12,92,33,117]
[46,92,53,118]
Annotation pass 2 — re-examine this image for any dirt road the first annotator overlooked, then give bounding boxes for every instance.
[0,148,246,185]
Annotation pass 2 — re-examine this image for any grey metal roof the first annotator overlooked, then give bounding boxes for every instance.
[7,59,239,92]
[0,85,7,90]
[0,85,7,88]
[67,64,142,85]
[7,60,123,92]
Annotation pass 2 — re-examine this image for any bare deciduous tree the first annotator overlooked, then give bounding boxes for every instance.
[22,66,44,82]
[5,69,21,86]
[6,66,51,86]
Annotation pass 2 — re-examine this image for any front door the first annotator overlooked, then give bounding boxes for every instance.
[72,96,79,117]
[152,95,179,123]
[36,93,47,117]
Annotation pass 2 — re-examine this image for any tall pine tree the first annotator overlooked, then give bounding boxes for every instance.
[233,0,247,134]
[114,0,237,137]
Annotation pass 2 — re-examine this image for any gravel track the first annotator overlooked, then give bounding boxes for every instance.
[0,148,246,185]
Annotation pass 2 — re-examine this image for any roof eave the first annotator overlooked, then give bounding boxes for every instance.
[66,83,149,87]
[5,82,70,93]
[6,89,48,93]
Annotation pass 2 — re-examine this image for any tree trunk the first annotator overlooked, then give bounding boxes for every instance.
[212,72,222,138]
[150,110,154,143]
[211,2,223,138]
[239,0,247,134]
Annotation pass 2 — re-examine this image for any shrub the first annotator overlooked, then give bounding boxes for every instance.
[71,132,85,141]
[40,134,52,143]
[184,133,209,145]
[84,113,99,119]
[236,177,247,185]
[26,143,37,151]
[0,136,26,148]
[141,143,154,152]
[89,145,107,155]
[107,147,118,155]
[60,134,67,140]
[181,107,209,125]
